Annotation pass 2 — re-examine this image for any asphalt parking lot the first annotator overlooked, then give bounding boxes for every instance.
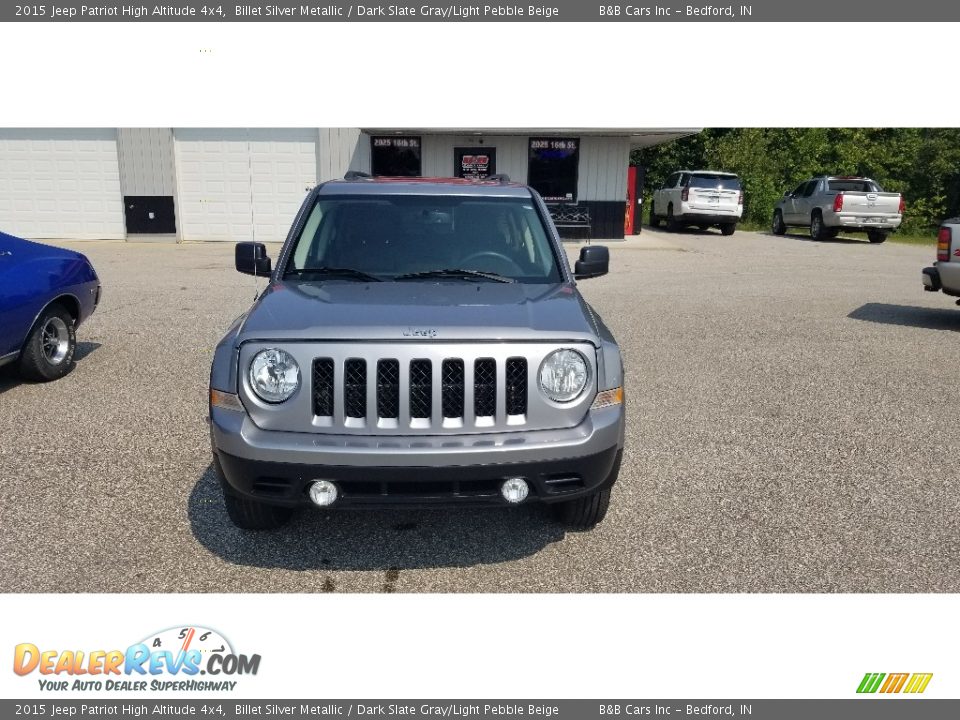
[2,228,959,593]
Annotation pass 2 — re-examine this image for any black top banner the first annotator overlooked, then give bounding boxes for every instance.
[2,0,952,22]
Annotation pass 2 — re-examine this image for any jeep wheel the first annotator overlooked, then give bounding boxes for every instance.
[868,230,888,244]
[771,210,786,235]
[215,457,293,530]
[666,204,678,232]
[649,202,660,228]
[810,211,827,241]
[18,303,76,382]
[720,223,736,236]
[552,488,611,531]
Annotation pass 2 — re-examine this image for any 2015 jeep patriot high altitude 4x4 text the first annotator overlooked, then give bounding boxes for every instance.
[208,175,625,531]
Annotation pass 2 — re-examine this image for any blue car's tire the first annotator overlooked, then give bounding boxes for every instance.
[18,303,76,382]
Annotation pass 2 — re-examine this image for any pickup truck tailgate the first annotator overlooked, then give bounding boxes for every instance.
[837,191,901,216]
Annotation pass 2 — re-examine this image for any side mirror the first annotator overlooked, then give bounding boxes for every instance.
[235,242,272,276]
[783,191,792,198]
[574,245,609,280]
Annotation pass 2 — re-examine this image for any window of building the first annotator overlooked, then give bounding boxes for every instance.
[528,138,580,202]
[370,136,422,177]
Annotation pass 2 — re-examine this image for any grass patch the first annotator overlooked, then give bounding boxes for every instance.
[888,231,937,246]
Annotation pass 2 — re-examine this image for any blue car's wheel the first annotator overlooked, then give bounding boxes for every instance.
[19,303,76,382]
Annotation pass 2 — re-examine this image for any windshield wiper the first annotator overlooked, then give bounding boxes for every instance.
[395,268,515,283]
[286,266,383,282]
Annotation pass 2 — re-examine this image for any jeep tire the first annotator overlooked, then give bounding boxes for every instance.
[552,488,612,531]
[215,456,294,530]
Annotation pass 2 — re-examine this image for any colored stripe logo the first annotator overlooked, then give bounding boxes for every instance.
[857,672,933,694]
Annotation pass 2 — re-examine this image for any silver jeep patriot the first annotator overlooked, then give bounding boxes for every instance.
[208,174,625,531]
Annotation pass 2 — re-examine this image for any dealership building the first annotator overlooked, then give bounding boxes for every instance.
[0,128,694,243]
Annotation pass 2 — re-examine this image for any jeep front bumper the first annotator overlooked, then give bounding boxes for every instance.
[210,404,624,508]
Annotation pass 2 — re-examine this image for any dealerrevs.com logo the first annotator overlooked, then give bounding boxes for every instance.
[13,626,261,692]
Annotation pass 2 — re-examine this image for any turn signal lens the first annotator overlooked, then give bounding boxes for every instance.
[833,194,844,213]
[210,389,244,412]
[590,387,623,409]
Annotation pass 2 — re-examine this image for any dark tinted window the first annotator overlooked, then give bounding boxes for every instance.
[288,195,561,283]
[827,179,881,192]
[371,136,421,177]
[689,174,741,190]
[528,138,579,202]
[802,180,819,197]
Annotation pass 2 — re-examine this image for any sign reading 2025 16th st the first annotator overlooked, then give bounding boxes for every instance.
[12,626,261,692]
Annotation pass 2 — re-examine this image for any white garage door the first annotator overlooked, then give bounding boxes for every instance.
[0,128,125,240]
[174,128,317,243]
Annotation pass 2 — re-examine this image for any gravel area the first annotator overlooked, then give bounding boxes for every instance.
[1,228,957,592]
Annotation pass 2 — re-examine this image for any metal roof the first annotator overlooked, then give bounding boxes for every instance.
[360,128,701,148]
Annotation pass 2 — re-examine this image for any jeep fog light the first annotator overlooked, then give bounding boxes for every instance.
[249,348,300,403]
[539,349,589,402]
[309,480,338,507]
[501,478,529,504]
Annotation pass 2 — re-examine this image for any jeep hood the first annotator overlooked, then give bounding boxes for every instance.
[235,280,600,344]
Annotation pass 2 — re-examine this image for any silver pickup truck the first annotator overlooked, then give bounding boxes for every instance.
[772,176,903,243]
[922,218,960,305]
[208,174,625,532]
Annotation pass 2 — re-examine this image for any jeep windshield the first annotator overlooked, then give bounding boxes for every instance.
[285,195,563,283]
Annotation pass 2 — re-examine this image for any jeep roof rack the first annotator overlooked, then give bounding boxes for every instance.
[343,171,372,181]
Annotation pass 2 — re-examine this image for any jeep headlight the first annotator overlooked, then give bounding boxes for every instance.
[249,348,300,403]
[539,349,589,403]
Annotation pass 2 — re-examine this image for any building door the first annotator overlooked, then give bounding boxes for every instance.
[174,128,318,242]
[454,147,497,180]
[0,128,125,240]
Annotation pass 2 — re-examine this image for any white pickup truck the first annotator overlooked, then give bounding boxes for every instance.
[772,176,903,243]
[922,219,960,305]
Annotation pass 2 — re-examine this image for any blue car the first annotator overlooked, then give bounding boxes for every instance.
[0,231,101,381]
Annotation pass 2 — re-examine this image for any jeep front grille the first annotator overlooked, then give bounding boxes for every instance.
[311,359,335,417]
[376,359,400,419]
[343,359,367,419]
[506,357,527,416]
[474,358,496,418]
[441,359,465,419]
[310,356,528,429]
[409,359,433,420]
[243,342,597,437]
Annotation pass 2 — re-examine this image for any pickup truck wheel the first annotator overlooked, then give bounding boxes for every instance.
[666,205,678,232]
[649,202,660,228]
[215,457,294,530]
[868,231,888,244]
[552,488,611,531]
[810,211,827,241]
[771,210,786,235]
[720,223,736,236]
[18,303,77,382]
